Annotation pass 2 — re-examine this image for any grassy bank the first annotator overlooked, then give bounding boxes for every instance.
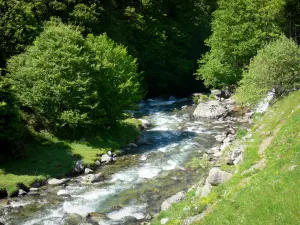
[152,90,300,225]
[0,118,141,196]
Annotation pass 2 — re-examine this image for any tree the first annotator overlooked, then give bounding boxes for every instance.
[0,76,22,157]
[7,20,142,132]
[196,0,285,88]
[234,35,300,106]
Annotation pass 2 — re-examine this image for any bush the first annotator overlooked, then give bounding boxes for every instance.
[0,76,22,157]
[235,35,300,106]
[7,19,143,133]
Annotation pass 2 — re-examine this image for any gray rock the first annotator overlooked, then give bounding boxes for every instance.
[128,143,138,148]
[107,151,112,156]
[161,218,169,224]
[62,213,83,225]
[193,101,229,119]
[31,182,41,188]
[136,138,151,146]
[48,178,68,186]
[161,191,185,211]
[206,146,220,154]
[226,127,235,135]
[84,168,94,174]
[201,181,212,197]
[95,160,101,166]
[101,154,112,164]
[211,89,222,97]
[223,134,235,143]
[215,134,226,142]
[18,189,27,196]
[182,213,205,225]
[220,142,231,151]
[207,167,232,186]
[57,190,70,197]
[145,214,152,220]
[213,151,222,158]
[74,160,85,173]
[29,188,39,192]
[82,173,104,183]
[169,96,177,101]
[87,212,106,223]
[234,154,243,165]
[138,119,151,129]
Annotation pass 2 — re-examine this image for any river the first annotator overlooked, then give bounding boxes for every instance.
[2,98,243,225]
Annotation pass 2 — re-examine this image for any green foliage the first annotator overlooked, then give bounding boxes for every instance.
[0,0,217,96]
[186,154,211,170]
[196,0,285,88]
[235,35,300,106]
[235,128,248,139]
[192,94,212,104]
[0,76,22,158]
[7,20,142,132]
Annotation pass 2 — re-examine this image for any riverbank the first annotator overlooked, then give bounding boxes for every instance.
[0,118,141,197]
[0,97,251,225]
[151,90,300,225]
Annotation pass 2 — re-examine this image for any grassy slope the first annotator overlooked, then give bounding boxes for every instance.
[152,90,300,225]
[0,118,141,195]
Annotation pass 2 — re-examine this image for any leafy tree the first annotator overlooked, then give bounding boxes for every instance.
[0,76,22,157]
[196,0,285,88]
[7,20,142,132]
[234,35,300,106]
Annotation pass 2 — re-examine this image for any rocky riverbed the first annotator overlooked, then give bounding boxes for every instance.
[0,96,250,225]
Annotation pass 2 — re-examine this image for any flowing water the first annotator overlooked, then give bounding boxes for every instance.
[2,99,242,225]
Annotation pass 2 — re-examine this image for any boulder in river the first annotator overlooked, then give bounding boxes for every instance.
[81,173,104,184]
[138,119,151,129]
[74,160,85,173]
[207,167,232,186]
[84,168,94,174]
[136,138,151,146]
[62,213,84,225]
[169,96,177,101]
[87,212,106,223]
[101,154,112,164]
[48,178,68,186]
[193,101,229,119]
[18,189,27,196]
[161,191,185,211]
[128,143,138,148]
[57,190,71,197]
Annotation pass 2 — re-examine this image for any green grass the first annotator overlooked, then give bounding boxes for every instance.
[0,118,141,196]
[151,90,300,225]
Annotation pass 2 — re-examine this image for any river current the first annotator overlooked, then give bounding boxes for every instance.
[3,98,241,225]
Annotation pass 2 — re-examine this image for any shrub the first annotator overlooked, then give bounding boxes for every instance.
[235,35,300,106]
[7,19,143,133]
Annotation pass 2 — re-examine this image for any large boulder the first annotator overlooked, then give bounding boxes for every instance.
[57,189,71,197]
[207,168,232,186]
[138,119,151,129]
[48,178,68,186]
[101,154,112,164]
[74,160,85,173]
[196,181,212,198]
[81,173,104,184]
[193,101,229,119]
[161,191,185,211]
[62,213,83,225]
